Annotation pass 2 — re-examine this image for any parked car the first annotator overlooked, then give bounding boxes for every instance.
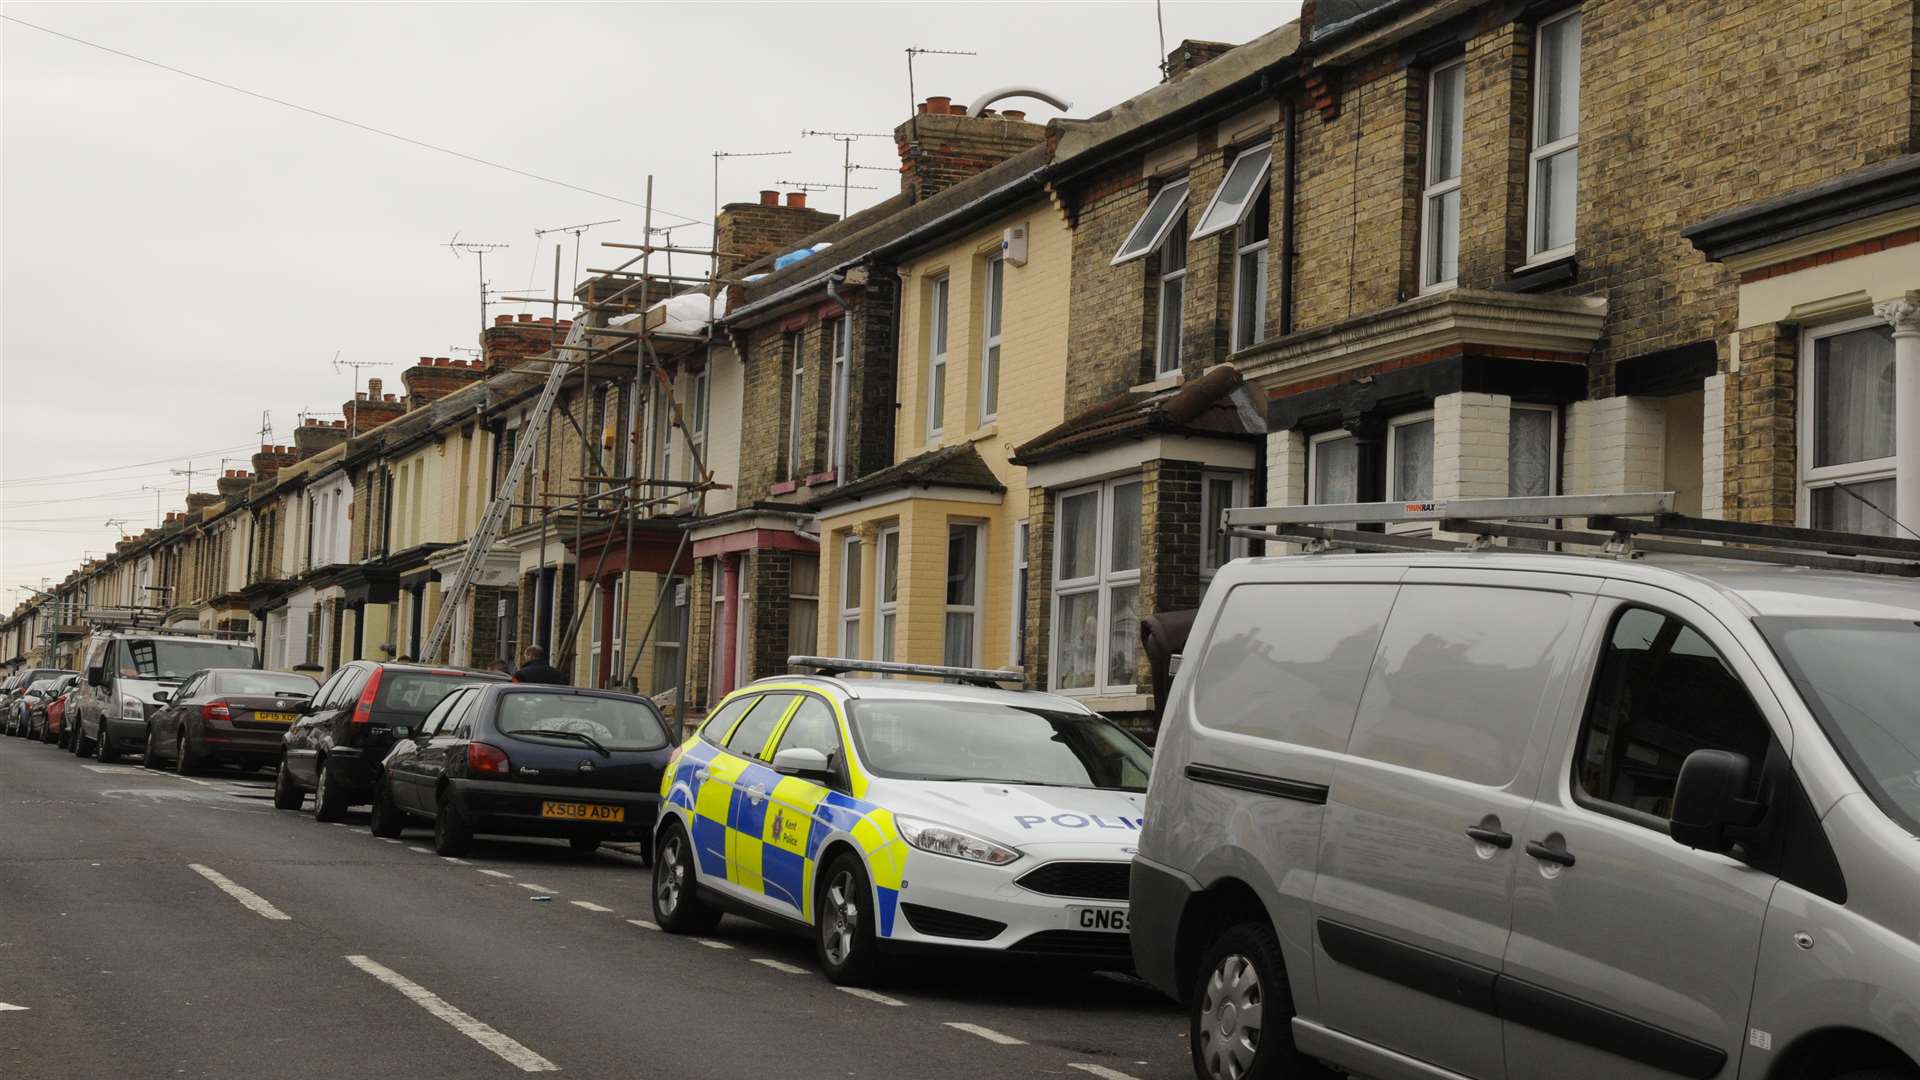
[72,634,258,761]
[1132,549,1920,1080]
[27,674,80,742]
[143,668,319,774]
[275,661,509,822]
[3,669,75,737]
[368,683,671,858]
[45,681,81,748]
[11,677,65,739]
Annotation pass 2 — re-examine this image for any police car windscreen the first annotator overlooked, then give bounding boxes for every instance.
[849,702,1151,791]
[498,692,669,752]
[124,640,257,681]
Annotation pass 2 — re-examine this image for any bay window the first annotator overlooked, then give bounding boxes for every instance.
[1201,472,1249,577]
[1802,318,1897,535]
[877,526,900,661]
[1508,404,1559,498]
[652,576,682,695]
[1011,520,1029,669]
[1529,9,1582,260]
[1052,478,1142,695]
[839,535,862,657]
[790,555,820,658]
[927,275,949,442]
[1309,430,1359,505]
[980,257,1004,422]
[1422,59,1465,290]
[1387,413,1436,503]
[943,522,982,667]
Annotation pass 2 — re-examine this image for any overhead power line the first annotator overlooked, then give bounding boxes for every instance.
[0,442,257,487]
[0,14,708,226]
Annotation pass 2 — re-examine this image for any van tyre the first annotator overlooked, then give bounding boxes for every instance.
[95,727,119,763]
[311,759,348,822]
[272,760,303,810]
[1190,922,1332,1080]
[651,821,720,935]
[368,780,405,838]
[815,852,883,987]
[433,794,473,856]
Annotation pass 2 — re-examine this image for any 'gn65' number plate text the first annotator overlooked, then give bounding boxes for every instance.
[1070,905,1129,933]
[540,801,624,822]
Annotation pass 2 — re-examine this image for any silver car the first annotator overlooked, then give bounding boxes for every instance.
[1132,550,1920,1080]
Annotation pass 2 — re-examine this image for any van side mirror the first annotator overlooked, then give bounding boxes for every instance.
[1670,749,1766,853]
[772,747,833,784]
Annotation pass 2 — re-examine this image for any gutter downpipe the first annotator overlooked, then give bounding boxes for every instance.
[1280,98,1298,338]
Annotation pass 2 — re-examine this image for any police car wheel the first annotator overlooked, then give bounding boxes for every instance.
[815,853,882,986]
[651,821,720,934]
[1189,922,1330,1080]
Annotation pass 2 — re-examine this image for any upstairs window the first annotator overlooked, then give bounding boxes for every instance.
[927,275,950,442]
[1111,177,1190,265]
[1156,214,1189,375]
[1232,181,1271,350]
[1192,146,1272,241]
[828,317,851,480]
[1422,59,1465,290]
[784,332,805,482]
[1529,9,1582,260]
[689,366,709,473]
[980,256,1004,422]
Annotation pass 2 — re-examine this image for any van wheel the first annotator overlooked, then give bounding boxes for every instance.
[368,779,405,838]
[815,852,883,986]
[272,760,304,810]
[312,759,348,822]
[95,727,119,763]
[1190,922,1331,1080]
[651,821,720,935]
[72,725,90,756]
[433,794,473,857]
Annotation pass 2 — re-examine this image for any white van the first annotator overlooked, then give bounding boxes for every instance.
[1131,495,1919,1080]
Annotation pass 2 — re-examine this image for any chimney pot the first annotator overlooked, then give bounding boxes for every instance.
[925,95,950,114]
[333,419,346,427]
[1003,109,1026,121]
[785,191,807,209]
[367,377,383,395]
[759,189,780,206]
[948,103,968,115]
[260,445,273,454]
[356,392,368,401]
[916,101,930,115]
[419,356,433,365]
[383,394,396,403]
[495,314,513,326]
[538,316,553,324]
[518,313,534,323]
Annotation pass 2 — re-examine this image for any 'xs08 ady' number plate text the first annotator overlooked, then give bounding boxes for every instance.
[1069,905,1129,933]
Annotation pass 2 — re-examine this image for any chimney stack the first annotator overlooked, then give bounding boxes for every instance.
[482,317,574,374]
[403,354,486,409]
[894,94,1046,203]
[712,189,839,278]
[1163,39,1235,82]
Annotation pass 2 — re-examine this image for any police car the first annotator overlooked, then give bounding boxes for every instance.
[651,656,1152,985]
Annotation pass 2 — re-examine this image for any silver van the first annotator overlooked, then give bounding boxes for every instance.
[1132,501,1920,1080]
[73,632,259,761]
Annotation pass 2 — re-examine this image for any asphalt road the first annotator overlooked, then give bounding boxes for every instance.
[0,736,1189,1080]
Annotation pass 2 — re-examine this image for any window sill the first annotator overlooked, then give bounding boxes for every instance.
[803,470,840,488]
[1499,254,1578,293]
[1131,371,1185,394]
[968,422,998,442]
[769,479,799,495]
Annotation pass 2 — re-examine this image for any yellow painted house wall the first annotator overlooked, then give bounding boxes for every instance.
[818,196,1072,670]
[391,423,492,659]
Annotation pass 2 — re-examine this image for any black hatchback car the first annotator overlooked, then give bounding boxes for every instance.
[368,683,671,859]
[275,661,509,821]
[145,668,320,774]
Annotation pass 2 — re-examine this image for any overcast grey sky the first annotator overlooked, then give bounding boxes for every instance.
[0,1,1297,607]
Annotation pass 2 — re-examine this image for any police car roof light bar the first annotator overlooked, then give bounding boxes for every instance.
[786,655,1026,688]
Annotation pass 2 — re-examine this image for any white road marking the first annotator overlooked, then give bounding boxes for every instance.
[569,901,613,913]
[0,1003,28,1012]
[837,987,906,1007]
[1069,1065,1144,1080]
[407,846,433,855]
[515,883,554,892]
[345,955,557,1072]
[750,958,806,974]
[477,869,512,879]
[330,823,350,828]
[441,857,467,864]
[380,838,402,844]
[187,864,290,921]
[945,1022,1025,1045]
[626,919,659,931]
[696,939,733,950]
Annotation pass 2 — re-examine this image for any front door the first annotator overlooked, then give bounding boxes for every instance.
[757,695,844,918]
[1311,575,1596,1080]
[1501,587,1778,1080]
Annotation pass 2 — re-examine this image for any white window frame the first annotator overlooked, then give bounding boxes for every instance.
[1111,178,1191,265]
[788,554,820,660]
[786,333,805,482]
[1010,519,1029,669]
[1230,185,1270,352]
[839,534,862,658]
[1420,59,1466,292]
[1192,144,1273,240]
[927,274,950,443]
[1385,410,1437,534]
[877,525,901,662]
[690,367,709,470]
[980,256,1004,423]
[1307,429,1359,505]
[1527,8,1582,263]
[828,317,851,479]
[608,576,625,689]
[1508,402,1561,497]
[1798,314,1899,528]
[1200,471,1250,578]
[1049,477,1143,696]
[1156,214,1188,377]
[942,521,985,667]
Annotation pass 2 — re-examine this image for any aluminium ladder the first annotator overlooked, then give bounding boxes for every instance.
[420,349,573,662]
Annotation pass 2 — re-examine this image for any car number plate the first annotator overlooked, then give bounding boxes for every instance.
[1068,905,1129,933]
[540,801,624,822]
[253,712,297,724]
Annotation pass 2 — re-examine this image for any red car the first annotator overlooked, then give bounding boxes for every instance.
[45,682,80,747]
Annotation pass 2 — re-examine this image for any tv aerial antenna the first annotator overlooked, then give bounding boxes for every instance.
[711,147,793,223]
[446,232,513,333]
[800,130,892,216]
[332,351,391,436]
[104,518,131,538]
[904,45,977,141]
[535,218,621,295]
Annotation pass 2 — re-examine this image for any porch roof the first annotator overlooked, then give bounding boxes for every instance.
[1010,363,1261,466]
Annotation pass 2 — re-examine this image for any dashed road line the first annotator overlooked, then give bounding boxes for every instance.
[1068,1065,1144,1080]
[696,939,733,950]
[477,869,512,879]
[750,958,806,974]
[346,955,557,1073]
[188,864,290,921]
[626,919,659,931]
[441,857,467,864]
[0,1003,28,1013]
[330,823,350,829]
[380,838,402,844]
[837,987,906,1007]
[944,1022,1025,1046]
[569,900,612,913]
[407,846,433,855]
[515,882,555,892]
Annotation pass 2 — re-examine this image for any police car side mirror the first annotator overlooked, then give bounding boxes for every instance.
[772,747,833,783]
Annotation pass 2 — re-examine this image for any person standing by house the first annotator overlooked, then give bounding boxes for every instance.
[512,645,569,685]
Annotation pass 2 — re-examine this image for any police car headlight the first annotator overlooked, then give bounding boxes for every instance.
[895,815,1021,866]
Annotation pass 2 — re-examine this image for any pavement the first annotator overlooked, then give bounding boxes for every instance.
[0,737,1189,1080]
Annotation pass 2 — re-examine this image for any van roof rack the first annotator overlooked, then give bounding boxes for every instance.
[786,655,1026,688]
[79,608,254,639]
[1223,492,1920,578]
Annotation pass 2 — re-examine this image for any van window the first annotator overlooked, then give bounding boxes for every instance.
[1348,584,1585,787]
[1194,583,1398,751]
[1578,607,1769,822]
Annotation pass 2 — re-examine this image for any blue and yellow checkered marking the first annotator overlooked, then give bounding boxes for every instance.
[660,688,907,935]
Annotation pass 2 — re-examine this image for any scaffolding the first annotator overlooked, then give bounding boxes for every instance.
[449,175,739,724]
